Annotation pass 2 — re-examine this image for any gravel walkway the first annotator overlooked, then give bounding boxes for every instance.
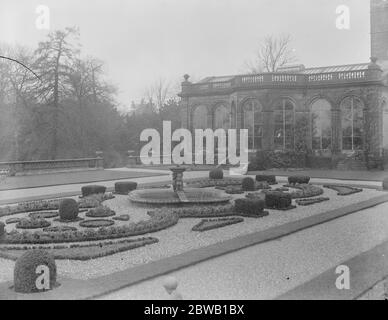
[100,201,388,300]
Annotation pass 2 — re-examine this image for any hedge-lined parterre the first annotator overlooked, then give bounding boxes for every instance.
[85,205,115,218]
[16,218,51,229]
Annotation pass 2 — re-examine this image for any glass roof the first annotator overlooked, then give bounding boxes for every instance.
[302,63,369,74]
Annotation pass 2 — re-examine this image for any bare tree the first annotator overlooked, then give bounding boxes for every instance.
[245,34,297,73]
[145,78,172,113]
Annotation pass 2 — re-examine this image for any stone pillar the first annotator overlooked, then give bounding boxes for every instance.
[95,151,104,169]
[331,107,341,154]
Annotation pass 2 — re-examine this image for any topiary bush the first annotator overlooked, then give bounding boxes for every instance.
[81,185,106,197]
[59,199,79,221]
[265,191,293,210]
[13,250,57,293]
[256,175,277,185]
[242,177,255,191]
[383,178,388,191]
[0,222,5,239]
[209,168,224,180]
[288,175,310,185]
[234,198,267,217]
[114,181,138,195]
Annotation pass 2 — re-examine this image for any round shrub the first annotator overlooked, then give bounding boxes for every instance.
[209,168,224,180]
[0,222,5,238]
[242,177,255,191]
[234,198,266,217]
[383,178,388,190]
[256,175,277,185]
[81,185,107,197]
[59,199,79,221]
[288,175,310,185]
[115,181,138,195]
[14,250,57,293]
[265,191,292,209]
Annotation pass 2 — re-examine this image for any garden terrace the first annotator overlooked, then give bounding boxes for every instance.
[0,174,386,283]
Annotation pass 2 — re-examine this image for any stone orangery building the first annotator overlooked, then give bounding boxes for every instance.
[179,0,388,169]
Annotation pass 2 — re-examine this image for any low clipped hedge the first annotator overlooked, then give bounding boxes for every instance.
[242,177,255,191]
[4,211,179,244]
[13,250,57,293]
[81,185,106,197]
[59,199,79,221]
[114,181,138,195]
[0,222,5,238]
[113,214,130,221]
[209,168,224,180]
[43,226,78,233]
[225,186,244,194]
[234,198,267,217]
[256,175,277,185]
[288,175,310,185]
[192,217,244,232]
[79,219,115,228]
[28,211,58,219]
[85,206,115,218]
[296,197,330,206]
[265,191,293,210]
[16,218,51,230]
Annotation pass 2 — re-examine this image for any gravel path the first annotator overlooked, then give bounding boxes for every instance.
[100,201,388,300]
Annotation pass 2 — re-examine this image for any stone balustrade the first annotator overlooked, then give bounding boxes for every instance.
[180,68,383,96]
[0,157,104,176]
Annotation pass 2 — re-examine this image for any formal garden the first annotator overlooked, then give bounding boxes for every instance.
[0,167,385,293]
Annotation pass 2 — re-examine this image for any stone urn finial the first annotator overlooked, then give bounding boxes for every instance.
[183,74,190,82]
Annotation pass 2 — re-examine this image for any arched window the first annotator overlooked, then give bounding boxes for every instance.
[214,104,230,130]
[243,99,263,150]
[340,97,364,151]
[192,105,208,130]
[311,99,332,151]
[274,99,295,150]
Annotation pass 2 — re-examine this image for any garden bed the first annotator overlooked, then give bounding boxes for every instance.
[0,237,158,261]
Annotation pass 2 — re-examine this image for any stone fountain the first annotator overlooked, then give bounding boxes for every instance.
[128,166,231,206]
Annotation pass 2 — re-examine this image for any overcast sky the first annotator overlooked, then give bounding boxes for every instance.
[0,0,370,111]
